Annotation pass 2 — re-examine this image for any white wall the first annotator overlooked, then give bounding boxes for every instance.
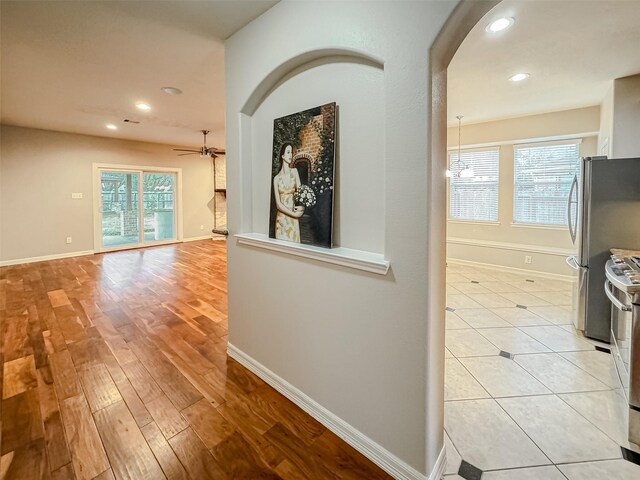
[225,1,460,477]
[446,107,599,276]
[611,74,640,158]
[0,125,215,262]
[598,86,614,157]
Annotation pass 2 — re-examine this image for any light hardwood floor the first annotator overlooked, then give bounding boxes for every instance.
[0,240,391,480]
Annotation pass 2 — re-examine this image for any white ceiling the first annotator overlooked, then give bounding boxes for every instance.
[4,1,639,142]
[0,0,278,148]
[448,0,640,125]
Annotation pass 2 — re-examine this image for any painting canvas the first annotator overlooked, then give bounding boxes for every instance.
[269,103,336,248]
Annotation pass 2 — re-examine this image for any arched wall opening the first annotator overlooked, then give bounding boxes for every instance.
[238,52,386,253]
[224,2,499,478]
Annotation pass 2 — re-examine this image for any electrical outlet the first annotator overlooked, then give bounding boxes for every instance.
[525,255,532,264]
[71,193,83,199]
[200,225,204,230]
[66,237,73,244]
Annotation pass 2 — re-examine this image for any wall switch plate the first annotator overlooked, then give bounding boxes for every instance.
[66,237,72,244]
[200,225,204,230]
[71,193,83,199]
[525,256,532,264]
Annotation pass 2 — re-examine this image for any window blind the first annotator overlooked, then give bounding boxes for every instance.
[449,148,500,222]
[513,141,581,226]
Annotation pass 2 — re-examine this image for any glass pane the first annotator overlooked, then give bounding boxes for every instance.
[143,173,175,242]
[101,171,140,247]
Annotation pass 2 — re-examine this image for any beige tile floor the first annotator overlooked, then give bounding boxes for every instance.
[444,262,640,479]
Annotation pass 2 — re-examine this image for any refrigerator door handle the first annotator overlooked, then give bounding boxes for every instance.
[567,174,578,244]
[566,255,580,271]
[604,279,632,312]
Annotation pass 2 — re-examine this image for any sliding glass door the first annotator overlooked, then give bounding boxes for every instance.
[143,173,175,242]
[100,171,141,248]
[99,168,177,251]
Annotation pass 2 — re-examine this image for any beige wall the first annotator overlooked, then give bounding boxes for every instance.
[598,86,614,157]
[611,74,640,158]
[0,125,216,262]
[446,107,600,276]
[225,0,465,476]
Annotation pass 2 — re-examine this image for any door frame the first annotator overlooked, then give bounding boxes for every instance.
[92,163,184,253]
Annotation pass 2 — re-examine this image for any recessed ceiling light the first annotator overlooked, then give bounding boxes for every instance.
[486,17,514,33]
[106,124,118,130]
[509,73,530,82]
[161,86,182,95]
[135,102,151,111]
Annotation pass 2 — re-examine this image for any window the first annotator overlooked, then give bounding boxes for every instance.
[513,140,581,226]
[449,148,500,222]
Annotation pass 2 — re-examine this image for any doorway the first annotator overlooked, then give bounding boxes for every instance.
[434,1,640,478]
[93,164,183,252]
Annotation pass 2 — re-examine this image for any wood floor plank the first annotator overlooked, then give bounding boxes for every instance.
[67,338,103,369]
[77,364,122,412]
[168,427,229,480]
[216,399,284,468]
[312,430,393,480]
[2,354,38,399]
[264,423,336,480]
[59,394,110,480]
[36,368,72,471]
[54,305,88,344]
[274,459,307,480]
[50,350,83,401]
[48,290,71,309]
[145,394,189,439]
[2,314,32,362]
[93,400,165,480]
[51,463,75,480]
[211,431,282,479]
[160,347,226,407]
[91,469,115,480]
[250,384,325,446]
[0,438,50,480]
[120,361,164,405]
[181,398,235,450]
[112,376,153,428]
[140,422,188,480]
[128,338,203,410]
[1,388,44,455]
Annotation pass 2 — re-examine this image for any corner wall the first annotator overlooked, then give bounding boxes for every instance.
[0,125,215,262]
[611,74,640,158]
[224,1,461,477]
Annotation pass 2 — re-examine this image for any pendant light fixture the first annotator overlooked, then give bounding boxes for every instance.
[450,115,474,179]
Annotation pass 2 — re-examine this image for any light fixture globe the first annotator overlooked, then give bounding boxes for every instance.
[486,17,514,33]
[509,73,530,82]
[135,102,151,111]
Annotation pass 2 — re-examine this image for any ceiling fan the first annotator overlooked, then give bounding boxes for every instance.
[173,130,225,158]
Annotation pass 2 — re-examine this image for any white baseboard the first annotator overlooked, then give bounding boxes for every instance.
[429,445,447,480]
[0,250,95,267]
[227,343,430,480]
[182,235,214,242]
[447,257,576,282]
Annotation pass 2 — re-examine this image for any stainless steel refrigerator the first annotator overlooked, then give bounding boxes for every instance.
[566,156,640,342]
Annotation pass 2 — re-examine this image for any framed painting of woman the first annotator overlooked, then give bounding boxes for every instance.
[269,103,336,248]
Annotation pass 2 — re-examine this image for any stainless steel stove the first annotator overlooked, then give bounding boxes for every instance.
[606,256,640,447]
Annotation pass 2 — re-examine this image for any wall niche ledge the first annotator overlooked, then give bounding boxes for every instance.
[235,233,389,275]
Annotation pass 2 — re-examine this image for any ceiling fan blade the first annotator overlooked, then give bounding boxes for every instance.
[173,148,200,152]
[178,153,197,156]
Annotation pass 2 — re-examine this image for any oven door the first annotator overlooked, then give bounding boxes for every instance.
[606,280,632,396]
